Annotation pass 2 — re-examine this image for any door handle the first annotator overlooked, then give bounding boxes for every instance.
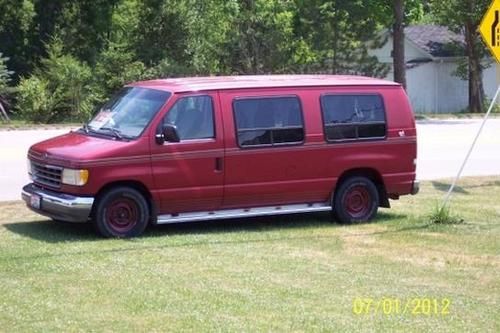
[215,157,223,172]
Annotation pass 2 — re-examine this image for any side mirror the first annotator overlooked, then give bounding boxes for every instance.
[156,124,180,144]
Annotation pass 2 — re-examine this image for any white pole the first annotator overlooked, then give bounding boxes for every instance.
[442,85,500,208]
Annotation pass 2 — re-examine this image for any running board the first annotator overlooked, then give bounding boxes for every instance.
[156,202,331,225]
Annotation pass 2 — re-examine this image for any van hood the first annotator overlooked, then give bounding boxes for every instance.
[28,131,149,168]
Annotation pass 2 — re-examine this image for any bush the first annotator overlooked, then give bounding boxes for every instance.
[16,76,57,123]
[429,204,464,224]
[16,39,93,123]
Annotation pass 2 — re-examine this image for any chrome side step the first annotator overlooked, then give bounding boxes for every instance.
[156,202,331,225]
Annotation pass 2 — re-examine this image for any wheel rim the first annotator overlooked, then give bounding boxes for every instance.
[343,185,371,219]
[105,197,139,234]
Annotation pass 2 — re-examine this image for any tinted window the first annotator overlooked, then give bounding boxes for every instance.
[164,95,215,140]
[233,96,304,147]
[321,94,386,141]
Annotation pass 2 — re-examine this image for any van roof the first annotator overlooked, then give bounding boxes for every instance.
[130,75,399,93]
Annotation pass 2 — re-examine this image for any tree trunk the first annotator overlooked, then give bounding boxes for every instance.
[0,101,10,122]
[464,13,484,113]
[332,0,338,74]
[392,0,407,89]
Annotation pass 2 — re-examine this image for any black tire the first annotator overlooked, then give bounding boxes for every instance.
[333,176,379,224]
[94,186,149,238]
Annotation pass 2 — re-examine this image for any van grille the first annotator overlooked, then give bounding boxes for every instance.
[32,161,62,188]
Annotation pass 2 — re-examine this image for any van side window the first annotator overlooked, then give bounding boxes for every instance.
[233,96,304,147]
[320,94,386,142]
[164,95,215,140]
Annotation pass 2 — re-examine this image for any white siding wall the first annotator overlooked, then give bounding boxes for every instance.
[406,63,438,113]
[483,63,498,101]
[435,61,468,113]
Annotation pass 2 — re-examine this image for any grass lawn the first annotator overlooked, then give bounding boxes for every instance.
[0,119,80,130]
[0,177,499,332]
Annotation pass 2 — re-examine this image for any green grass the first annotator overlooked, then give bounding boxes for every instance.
[1,177,499,332]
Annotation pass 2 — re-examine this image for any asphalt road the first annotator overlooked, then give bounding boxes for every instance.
[1,119,499,201]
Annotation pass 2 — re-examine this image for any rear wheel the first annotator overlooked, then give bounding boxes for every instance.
[94,187,149,238]
[333,176,379,224]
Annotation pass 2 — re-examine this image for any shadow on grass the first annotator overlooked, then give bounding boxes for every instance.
[432,181,468,194]
[3,220,98,243]
[432,180,500,194]
[4,210,407,244]
[1,211,430,263]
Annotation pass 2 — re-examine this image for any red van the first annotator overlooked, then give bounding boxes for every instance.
[22,75,418,237]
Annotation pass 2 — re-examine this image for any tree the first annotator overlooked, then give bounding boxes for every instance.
[226,0,299,74]
[182,0,238,74]
[133,0,188,67]
[432,0,491,113]
[31,0,119,65]
[293,0,391,77]
[392,0,407,89]
[0,52,13,121]
[0,0,36,78]
[93,42,148,98]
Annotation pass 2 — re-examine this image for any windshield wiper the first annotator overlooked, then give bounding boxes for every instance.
[82,123,90,133]
[98,127,125,140]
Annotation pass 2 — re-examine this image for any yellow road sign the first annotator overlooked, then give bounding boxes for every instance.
[480,0,500,63]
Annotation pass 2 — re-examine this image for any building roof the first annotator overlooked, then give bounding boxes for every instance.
[130,75,398,93]
[405,25,465,58]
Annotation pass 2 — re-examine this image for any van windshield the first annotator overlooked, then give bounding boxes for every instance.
[86,87,171,139]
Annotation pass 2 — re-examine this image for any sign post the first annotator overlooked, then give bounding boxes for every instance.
[442,0,500,208]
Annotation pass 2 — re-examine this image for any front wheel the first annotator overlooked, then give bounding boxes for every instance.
[333,176,379,224]
[94,187,149,238]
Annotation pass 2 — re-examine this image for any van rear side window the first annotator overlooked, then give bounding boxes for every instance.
[321,94,386,142]
[233,96,304,147]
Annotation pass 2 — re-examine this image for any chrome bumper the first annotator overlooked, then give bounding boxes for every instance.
[411,180,420,195]
[22,183,94,223]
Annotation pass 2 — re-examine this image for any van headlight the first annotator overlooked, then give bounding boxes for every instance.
[62,168,89,186]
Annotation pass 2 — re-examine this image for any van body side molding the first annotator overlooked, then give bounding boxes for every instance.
[156,202,332,224]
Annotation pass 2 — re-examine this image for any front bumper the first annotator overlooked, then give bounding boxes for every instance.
[22,183,94,223]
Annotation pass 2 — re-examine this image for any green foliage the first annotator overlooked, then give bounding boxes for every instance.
[293,0,390,76]
[2,0,440,122]
[182,0,239,74]
[17,39,92,123]
[93,42,148,99]
[16,76,56,123]
[148,58,194,78]
[223,0,299,74]
[134,0,188,66]
[0,0,36,76]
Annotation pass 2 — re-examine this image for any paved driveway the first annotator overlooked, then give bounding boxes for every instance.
[416,119,500,179]
[1,118,499,201]
[0,129,76,201]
